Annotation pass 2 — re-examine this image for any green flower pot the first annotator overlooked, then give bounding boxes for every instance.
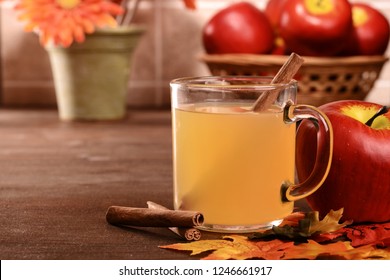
[46,26,144,121]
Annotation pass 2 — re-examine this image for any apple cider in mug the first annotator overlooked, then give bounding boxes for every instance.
[172,103,296,228]
[171,76,333,233]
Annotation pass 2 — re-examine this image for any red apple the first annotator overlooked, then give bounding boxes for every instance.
[296,100,390,223]
[342,3,390,56]
[264,0,288,33]
[279,0,353,56]
[202,2,275,54]
[264,0,289,55]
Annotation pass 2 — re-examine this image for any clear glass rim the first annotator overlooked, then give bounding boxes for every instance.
[170,76,297,90]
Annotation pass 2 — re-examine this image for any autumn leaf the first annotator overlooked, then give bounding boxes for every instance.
[286,240,390,260]
[160,235,298,260]
[159,209,390,260]
[160,235,390,260]
[283,240,350,259]
[342,244,390,259]
[160,235,252,260]
[311,231,345,243]
[160,235,293,260]
[308,209,352,233]
[278,211,305,227]
[250,208,351,241]
[341,222,390,247]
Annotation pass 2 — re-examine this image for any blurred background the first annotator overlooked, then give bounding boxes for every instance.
[1,0,389,109]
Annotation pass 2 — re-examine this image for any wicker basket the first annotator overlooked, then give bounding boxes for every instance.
[200,54,389,106]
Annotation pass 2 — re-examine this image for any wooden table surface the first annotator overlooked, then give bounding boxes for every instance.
[0,108,206,260]
[0,108,311,260]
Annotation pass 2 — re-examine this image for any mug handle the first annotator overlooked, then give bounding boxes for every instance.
[282,103,333,202]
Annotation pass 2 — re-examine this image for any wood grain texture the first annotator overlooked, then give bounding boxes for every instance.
[0,109,209,260]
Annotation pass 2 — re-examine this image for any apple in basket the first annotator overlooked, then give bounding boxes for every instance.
[264,0,288,55]
[296,100,390,223]
[278,0,353,56]
[202,2,274,54]
[264,0,288,32]
[342,3,390,56]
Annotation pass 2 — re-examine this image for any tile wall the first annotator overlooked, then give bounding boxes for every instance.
[1,0,389,108]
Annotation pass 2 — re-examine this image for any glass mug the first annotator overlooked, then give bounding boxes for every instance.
[170,76,333,233]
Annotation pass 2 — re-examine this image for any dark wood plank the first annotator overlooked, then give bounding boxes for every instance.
[0,109,216,260]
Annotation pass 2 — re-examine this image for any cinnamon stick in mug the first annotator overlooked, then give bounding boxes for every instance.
[106,205,204,228]
[252,52,304,112]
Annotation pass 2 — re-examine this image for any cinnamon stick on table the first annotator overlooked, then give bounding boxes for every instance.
[147,201,202,241]
[106,205,204,228]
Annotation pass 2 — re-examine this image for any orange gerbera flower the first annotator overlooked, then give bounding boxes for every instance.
[16,0,124,47]
[183,0,196,10]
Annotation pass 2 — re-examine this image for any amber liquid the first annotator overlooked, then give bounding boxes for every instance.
[172,103,296,230]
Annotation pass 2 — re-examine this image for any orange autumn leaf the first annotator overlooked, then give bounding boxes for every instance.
[285,240,390,260]
[160,209,390,260]
[278,211,305,227]
[160,235,294,260]
[283,240,351,259]
[311,231,345,243]
[339,222,390,247]
[341,244,390,259]
[160,235,390,260]
[204,238,294,260]
[310,220,390,247]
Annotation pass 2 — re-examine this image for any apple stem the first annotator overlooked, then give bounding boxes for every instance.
[365,106,389,126]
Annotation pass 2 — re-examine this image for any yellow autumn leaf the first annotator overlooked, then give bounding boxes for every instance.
[284,240,390,260]
[160,235,390,260]
[160,237,238,257]
[342,244,390,259]
[308,208,353,235]
[283,240,351,259]
[160,235,294,260]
